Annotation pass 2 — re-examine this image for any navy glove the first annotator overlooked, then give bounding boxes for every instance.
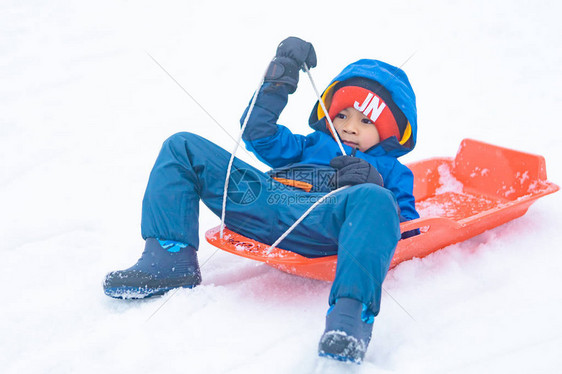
[330,156,384,188]
[264,37,317,93]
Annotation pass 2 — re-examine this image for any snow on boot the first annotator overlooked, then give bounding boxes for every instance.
[103,238,201,299]
[318,298,374,364]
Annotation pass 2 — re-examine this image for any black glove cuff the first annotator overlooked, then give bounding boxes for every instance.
[264,57,299,93]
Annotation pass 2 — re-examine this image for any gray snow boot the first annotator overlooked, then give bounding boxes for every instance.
[103,238,201,299]
[318,298,374,364]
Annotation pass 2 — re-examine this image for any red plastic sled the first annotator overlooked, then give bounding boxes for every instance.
[206,139,559,281]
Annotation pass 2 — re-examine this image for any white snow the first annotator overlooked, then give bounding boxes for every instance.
[435,163,464,194]
[2,1,562,373]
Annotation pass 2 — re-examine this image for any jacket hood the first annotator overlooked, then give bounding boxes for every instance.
[308,59,418,158]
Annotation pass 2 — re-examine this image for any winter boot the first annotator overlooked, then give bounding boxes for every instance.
[103,238,201,299]
[318,298,375,364]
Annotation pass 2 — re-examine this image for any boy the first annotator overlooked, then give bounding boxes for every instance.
[103,37,419,363]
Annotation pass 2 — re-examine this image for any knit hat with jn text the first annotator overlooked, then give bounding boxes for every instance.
[326,77,409,144]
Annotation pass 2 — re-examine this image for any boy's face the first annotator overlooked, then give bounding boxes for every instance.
[333,107,381,152]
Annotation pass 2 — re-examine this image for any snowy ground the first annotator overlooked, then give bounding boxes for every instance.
[1,1,561,373]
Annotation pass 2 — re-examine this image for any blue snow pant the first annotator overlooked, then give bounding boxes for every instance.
[141,132,401,315]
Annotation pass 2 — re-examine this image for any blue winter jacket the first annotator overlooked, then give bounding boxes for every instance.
[240,59,420,224]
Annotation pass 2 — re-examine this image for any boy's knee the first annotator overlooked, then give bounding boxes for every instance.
[353,184,395,202]
[349,184,398,213]
[162,132,206,152]
[164,132,197,145]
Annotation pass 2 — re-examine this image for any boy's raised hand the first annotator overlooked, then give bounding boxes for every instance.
[330,155,384,188]
[276,37,317,70]
[264,37,316,93]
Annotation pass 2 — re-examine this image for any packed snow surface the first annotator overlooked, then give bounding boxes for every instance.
[1,1,561,373]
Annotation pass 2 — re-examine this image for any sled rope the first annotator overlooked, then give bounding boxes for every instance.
[266,185,349,254]
[265,65,349,253]
[303,63,346,156]
[219,65,268,239]
[220,61,348,248]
